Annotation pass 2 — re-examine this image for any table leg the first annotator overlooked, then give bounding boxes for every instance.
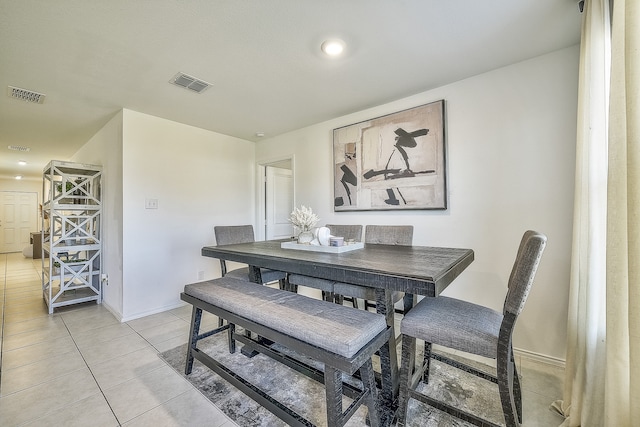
[248,266,262,283]
[375,288,399,425]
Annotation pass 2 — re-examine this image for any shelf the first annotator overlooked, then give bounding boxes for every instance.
[43,287,100,310]
[47,244,101,252]
[42,161,102,314]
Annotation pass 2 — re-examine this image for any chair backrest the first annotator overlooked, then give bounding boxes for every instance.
[504,230,547,316]
[214,225,255,246]
[325,224,363,242]
[364,225,413,246]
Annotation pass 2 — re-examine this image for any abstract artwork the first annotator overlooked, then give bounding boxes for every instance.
[333,100,447,211]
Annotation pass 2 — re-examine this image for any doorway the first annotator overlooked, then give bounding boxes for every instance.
[257,158,294,241]
[0,191,38,253]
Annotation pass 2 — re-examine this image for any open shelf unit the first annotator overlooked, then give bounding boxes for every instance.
[42,160,102,314]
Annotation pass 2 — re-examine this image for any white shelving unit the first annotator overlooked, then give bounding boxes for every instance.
[42,160,102,314]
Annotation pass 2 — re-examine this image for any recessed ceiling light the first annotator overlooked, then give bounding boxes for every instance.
[321,39,346,57]
[15,175,23,180]
[18,160,27,166]
[255,132,265,138]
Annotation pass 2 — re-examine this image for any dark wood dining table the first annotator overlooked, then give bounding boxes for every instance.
[201,239,474,426]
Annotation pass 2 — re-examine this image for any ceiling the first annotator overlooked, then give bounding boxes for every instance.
[0,0,581,181]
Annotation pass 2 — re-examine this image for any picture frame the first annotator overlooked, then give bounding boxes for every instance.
[333,100,447,211]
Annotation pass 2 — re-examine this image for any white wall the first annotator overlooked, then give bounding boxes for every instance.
[72,109,256,321]
[0,178,41,196]
[256,46,579,361]
[120,110,255,321]
[72,111,124,317]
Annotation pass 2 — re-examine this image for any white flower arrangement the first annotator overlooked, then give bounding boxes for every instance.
[288,205,319,232]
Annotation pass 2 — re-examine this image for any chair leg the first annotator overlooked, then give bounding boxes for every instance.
[422,342,432,383]
[511,347,523,423]
[280,277,295,292]
[497,342,520,427]
[396,334,416,427]
[228,323,236,353]
[396,292,414,315]
[338,295,359,308]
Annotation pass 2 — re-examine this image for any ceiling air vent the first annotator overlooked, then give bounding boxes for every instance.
[8,145,31,152]
[169,72,211,94]
[7,86,46,104]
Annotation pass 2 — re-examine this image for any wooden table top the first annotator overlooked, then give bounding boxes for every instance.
[202,240,474,297]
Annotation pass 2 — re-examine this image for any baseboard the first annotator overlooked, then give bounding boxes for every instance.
[514,347,566,369]
[120,301,187,323]
[101,301,124,322]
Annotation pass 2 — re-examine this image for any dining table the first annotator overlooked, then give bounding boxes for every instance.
[201,239,474,426]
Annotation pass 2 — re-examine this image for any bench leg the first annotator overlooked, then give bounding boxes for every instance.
[186,306,203,375]
[326,363,378,427]
[325,366,344,426]
[360,359,381,427]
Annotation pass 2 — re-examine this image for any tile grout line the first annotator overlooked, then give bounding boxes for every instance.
[124,315,236,423]
[59,311,188,426]
[58,312,125,427]
[0,253,7,395]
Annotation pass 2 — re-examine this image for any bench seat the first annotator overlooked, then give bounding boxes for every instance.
[185,278,386,359]
[181,277,391,427]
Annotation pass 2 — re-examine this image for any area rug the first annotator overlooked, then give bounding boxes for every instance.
[159,332,504,426]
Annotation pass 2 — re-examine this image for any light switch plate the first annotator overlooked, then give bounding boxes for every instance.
[145,198,158,209]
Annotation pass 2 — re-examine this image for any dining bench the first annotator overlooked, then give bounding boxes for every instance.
[180,276,392,427]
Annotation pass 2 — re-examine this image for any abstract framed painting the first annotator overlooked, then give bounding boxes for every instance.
[333,100,447,211]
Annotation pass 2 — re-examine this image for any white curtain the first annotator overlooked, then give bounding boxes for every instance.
[553,1,610,425]
[555,0,640,425]
[605,0,640,425]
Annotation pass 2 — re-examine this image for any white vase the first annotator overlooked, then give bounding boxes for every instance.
[316,227,331,246]
[297,230,314,244]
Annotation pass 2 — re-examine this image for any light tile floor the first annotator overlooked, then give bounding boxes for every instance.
[0,252,566,426]
[0,253,233,427]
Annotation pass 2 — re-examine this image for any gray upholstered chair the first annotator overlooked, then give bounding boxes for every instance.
[287,224,363,302]
[334,225,413,311]
[326,224,363,243]
[214,225,288,327]
[396,230,547,427]
[363,224,414,246]
[214,225,288,287]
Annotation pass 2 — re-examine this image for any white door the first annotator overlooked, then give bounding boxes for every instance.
[265,166,293,239]
[0,191,38,253]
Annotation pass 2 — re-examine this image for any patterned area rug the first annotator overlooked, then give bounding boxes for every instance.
[159,331,504,426]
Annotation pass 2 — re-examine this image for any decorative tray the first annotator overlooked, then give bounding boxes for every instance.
[280,241,364,253]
